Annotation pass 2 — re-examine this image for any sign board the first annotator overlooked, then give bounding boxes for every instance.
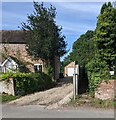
[110,71,114,75]
[68,67,79,76]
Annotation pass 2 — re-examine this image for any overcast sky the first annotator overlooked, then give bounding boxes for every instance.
[2,2,104,59]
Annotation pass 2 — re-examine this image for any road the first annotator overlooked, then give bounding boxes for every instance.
[2,104,114,118]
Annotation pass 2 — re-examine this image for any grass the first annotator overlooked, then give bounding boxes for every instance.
[0,94,20,103]
[67,94,116,109]
[90,99,115,108]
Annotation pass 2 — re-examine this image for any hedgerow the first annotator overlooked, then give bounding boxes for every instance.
[0,72,56,95]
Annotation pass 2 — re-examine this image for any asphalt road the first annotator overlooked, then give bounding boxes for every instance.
[2,104,114,118]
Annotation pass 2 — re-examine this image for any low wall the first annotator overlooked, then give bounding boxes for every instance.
[95,80,116,100]
[0,78,15,96]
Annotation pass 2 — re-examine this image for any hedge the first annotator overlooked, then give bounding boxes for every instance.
[0,72,56,95]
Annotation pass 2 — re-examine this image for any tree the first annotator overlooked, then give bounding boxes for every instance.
[95,2,116,72]
[21,2,67,76]
[86,2,116,91]
[100,3,107,14]
[69,30,95,67]
[62,2,116,92]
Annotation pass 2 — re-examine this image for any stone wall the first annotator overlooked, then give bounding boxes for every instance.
[0,78,15,96]
[95,80,116,100]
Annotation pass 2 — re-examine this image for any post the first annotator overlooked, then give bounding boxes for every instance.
[75,74,78,95]
[73,73,76,100]
[73,61,76,100]
[76,65,79,95]
[73,61,79,100]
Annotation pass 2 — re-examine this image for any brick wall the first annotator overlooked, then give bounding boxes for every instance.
[95,80,116,100]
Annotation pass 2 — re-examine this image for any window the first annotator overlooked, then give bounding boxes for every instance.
[34,64,42,73]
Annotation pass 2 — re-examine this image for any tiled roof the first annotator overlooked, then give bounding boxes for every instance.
[0,30,26,44]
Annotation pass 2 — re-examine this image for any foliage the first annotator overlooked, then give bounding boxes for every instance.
[95,2,116,73]
[86,57,110,91]
[62,30,95,74]
[70,30,95,67]
[0,72,56,95]
[86,2,116,91]
[62,30,95,92]
[63,2,116,92]
[21,2,67,77]
[61,55,71,73]
[44,65,54,79]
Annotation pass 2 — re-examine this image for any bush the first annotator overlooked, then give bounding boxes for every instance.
[86,57,110,92]
[0,72,56,95]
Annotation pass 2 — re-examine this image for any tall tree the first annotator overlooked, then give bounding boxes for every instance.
[21,2,67,75]
[95,2,116,71]
[86,2,116,91]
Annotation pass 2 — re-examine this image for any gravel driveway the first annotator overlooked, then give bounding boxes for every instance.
[8,82,73,107]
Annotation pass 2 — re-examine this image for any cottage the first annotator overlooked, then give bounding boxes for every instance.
[0,30,60,79]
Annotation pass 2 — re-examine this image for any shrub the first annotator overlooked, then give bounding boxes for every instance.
[0,72,56,95]
[86,57,110,92]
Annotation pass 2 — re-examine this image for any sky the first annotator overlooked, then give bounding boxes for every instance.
[2,2,104,60]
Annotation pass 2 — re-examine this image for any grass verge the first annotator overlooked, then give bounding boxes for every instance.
[66,94,116,109]
[0,94,20,103]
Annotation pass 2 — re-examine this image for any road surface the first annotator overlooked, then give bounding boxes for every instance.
[2,104,114,118]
